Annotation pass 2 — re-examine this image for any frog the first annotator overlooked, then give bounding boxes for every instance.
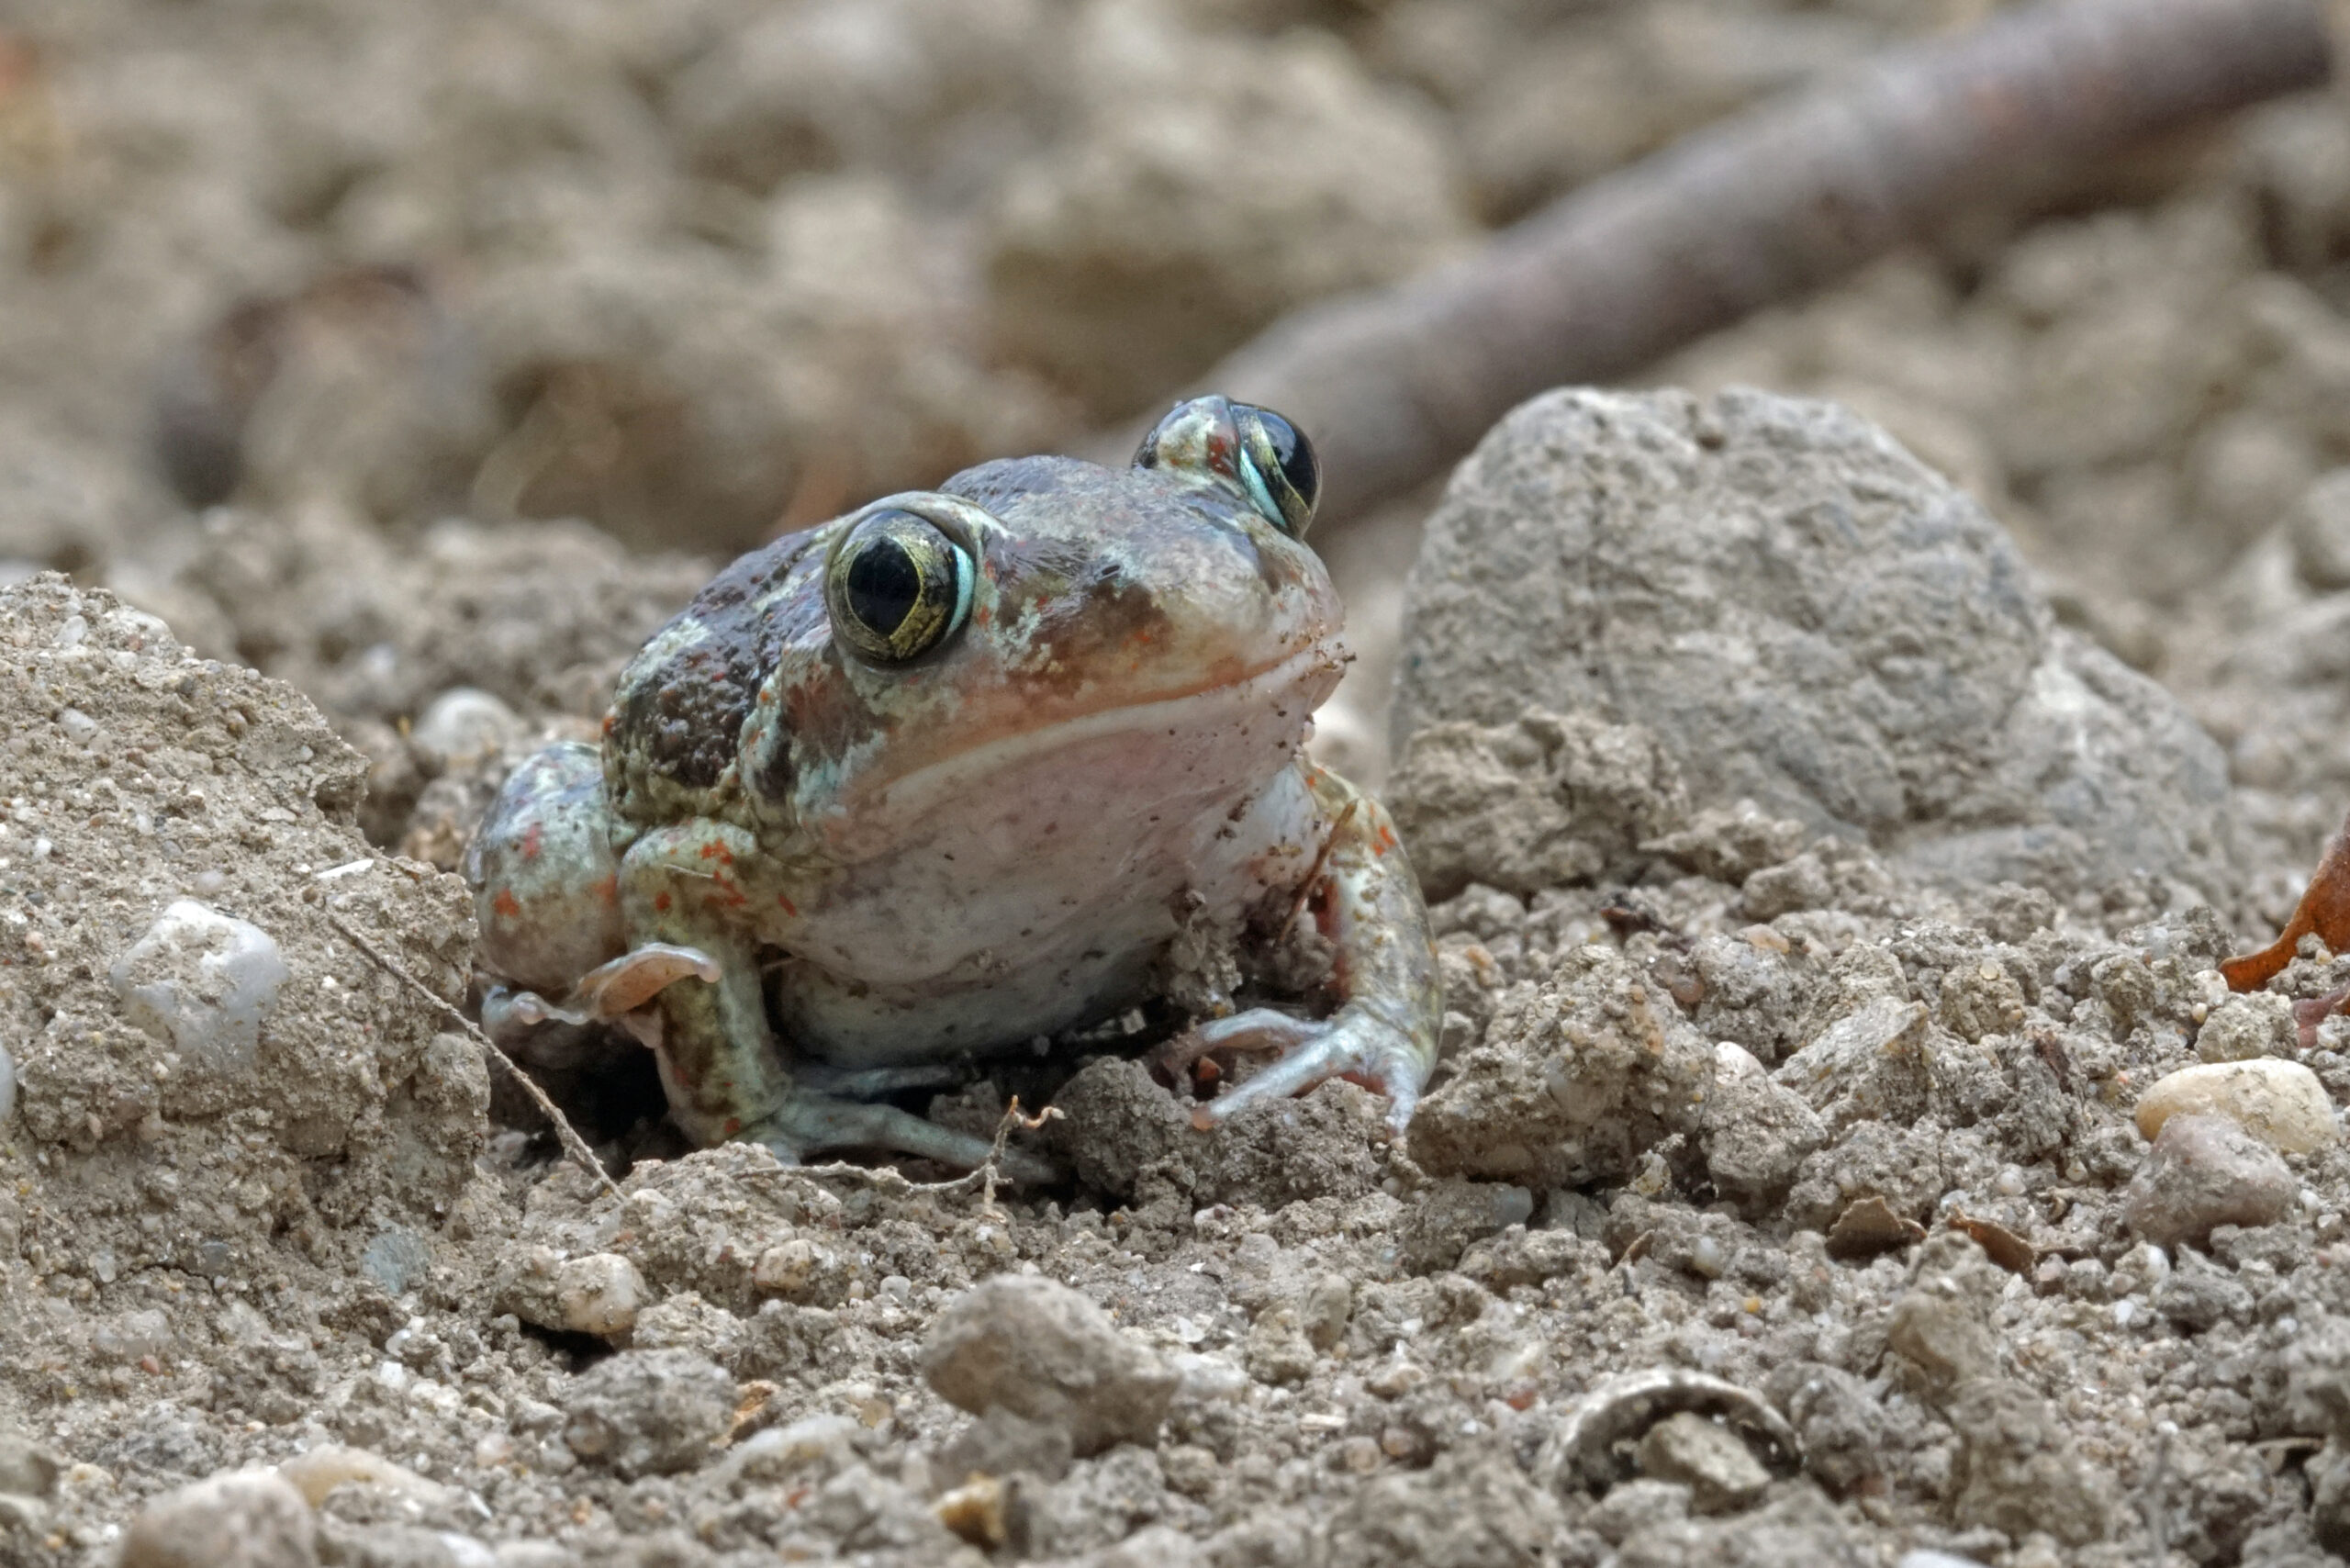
[466,395,1440,1175]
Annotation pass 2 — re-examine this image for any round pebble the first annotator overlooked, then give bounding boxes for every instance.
[2124,1113,2298,1251]
[2133,1058,2337,1154]
[118,1471,316,1568]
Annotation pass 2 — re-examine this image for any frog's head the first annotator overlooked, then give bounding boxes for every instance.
[744,397,1345,857]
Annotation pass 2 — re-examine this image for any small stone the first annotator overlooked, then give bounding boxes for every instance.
[2196,991,2298,1063]
[553,1253,644,1338]
[2313,1439,2350,1556]
[934,1473,1009,1550]
[1585,1478,1692,1545]
[922,1275,1178,1456]
[2283,1316,2350,1441]
[2134,1059,2337,1153]
[108,901,290,1081]
[0,1432,59,1499]
[2124,1113,2298,1251]
[493,1249,646,1340]
[561,1350,733,1478]
[1301,1274,1352,1351]
[409,688,520,765]
[492,1548,579,1568]
[276,1445,451,1509]
[1243,1305,1317,1387]
[1635,1411,1770,1514]
[1701,1042,1826,1210]
[119,1471,318,1568]
[1886,1288,1999,1399]
[724,1415,861,1484]
[1945,1378,2116,1545]
[1774,996,1932,1130]
[1763,1362,1886,1497]
[933,1406,1074,1484]
[753,1237,842,1302]
[2152,1249,2255,1330]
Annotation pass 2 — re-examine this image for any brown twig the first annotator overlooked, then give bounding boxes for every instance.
[325,910,624,1202]
[1150,0,2331,528]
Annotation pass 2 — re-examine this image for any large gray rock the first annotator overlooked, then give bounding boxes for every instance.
[1391,387,2238,902]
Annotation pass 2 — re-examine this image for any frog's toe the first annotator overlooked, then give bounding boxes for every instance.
[744,1096,1058,1185]
[1181,1006,1425,1137]
[571,944,722,1019]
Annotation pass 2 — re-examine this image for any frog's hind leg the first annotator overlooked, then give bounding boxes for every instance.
[744,1095,1056,1184]
[618,821,1053,1181]
[792,1058,970,1098]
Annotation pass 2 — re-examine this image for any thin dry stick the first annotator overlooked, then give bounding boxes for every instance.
[737,1098,1062,1214]
[1151,0,2331,528]
[326,911,624,1202]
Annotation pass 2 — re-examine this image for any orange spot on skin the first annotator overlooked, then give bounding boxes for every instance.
[721,1116,742,1137]
[654,891,673,914]
[777,892,798,916]
[592,873,619,907]
[600,713,616,737]
[491,889,522,920]
[699,841,735,865]
[1373,823,1397,857]
[520,821,543,861]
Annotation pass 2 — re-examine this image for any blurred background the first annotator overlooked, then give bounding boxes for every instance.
[9,0,2350,886]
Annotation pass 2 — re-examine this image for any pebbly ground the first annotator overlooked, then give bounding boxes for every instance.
[9,388,2350,1566]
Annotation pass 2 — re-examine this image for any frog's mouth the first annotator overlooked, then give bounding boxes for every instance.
[819,638,1348,857]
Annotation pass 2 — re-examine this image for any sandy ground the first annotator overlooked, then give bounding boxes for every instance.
[12,2,2350,1564]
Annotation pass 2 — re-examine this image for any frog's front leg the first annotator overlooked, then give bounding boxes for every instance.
[617,822,1048,1176]
[1175,764,1441,1137]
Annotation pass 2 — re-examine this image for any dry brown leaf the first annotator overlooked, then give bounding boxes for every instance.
[2223,807,2350,991]
[1825,1196,1925,1260]
[1948,1212,2036,1275]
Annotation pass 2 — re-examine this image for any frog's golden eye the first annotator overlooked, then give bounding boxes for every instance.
[1234,404,1317,538]
[1133,395,1319,538]
[826,509,975,664]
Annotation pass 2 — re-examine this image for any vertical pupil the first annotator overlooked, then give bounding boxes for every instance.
[847,539,922,633]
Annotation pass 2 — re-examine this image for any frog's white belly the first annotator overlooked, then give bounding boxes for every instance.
[776,757,1319,1067]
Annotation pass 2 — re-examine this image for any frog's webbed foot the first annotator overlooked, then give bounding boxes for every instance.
[743,1095,1058,1185]
[1164,1003,1426,1137]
